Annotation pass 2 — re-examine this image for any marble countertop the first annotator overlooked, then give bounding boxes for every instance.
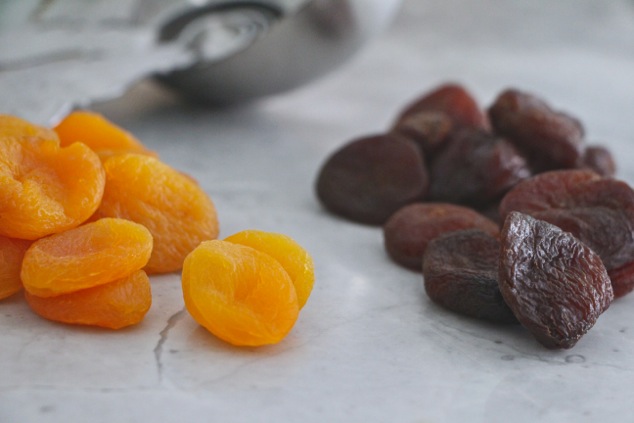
[3,1,634,422]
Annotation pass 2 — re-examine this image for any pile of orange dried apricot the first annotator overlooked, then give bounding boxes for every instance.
[1,112,313,345]
[0,112,219,330]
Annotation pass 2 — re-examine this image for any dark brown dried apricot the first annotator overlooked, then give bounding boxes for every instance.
[499,212,613,349]
[580,145,616,177]
[423,229,516,323]
[499,170,634,297]
[488,89,585,171]
[428,129,531,208]
[383,202,499,270]
[394,83,488,130]
[316,133,429,225]
[391,111,453,159]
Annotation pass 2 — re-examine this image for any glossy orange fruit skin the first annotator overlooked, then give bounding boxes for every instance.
[182,240,299,346]
[0,117,105,240]
[0,236,31,300]
[224,230,314,309]
[21,218,153,297]
[94,154,219,274]
[54,111,156,158]
[25,270,152,329]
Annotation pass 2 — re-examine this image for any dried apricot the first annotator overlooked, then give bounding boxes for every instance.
[21,218,153,298]
[0,236,31,300]
[499,212,613,349]
[488,89,585,171]
[394,83,488,130]
[182,240,299,346]
[383,202,499,270]
[499,170,634,297]
[224,230,314,309]
[428,129,531,208]
[54,111,156,158]
[391,111,453,159]
[0,126,105,240]
[25,270,152,329]
[93,153,219,274]
[580,145,616,177]
[316,133,428,225]
[423,229,516,323]
[0,115,59,143]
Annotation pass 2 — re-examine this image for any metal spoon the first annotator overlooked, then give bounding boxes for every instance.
[0,0,401,125]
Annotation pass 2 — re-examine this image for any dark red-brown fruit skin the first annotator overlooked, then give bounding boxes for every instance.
[499,169,634,297]
[607,261,634,298]
[499,170,601,219]
[499,212,613,349]
[580,145,616,177]
[423,229,517,324]
[428,129,531,208]
[488,89,585,172]
[391,111,453,160]
[394,83,489,130]
[383,202,499,270]
[316,133,429,225]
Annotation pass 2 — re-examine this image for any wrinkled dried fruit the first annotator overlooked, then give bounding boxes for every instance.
[423,229,516,323]
[581,145,616,177]
[182,240,300,346]
[25,270,152,329]
[93,153,219,274]
[54,111,156,159]
[0,115,59,142]
[316,133,429,225]
[499,170,634,297]
[499,212,613,349]
[429,129,531,207]
[224,230,314,309]
[394,83,488,130]
[0,236,31,300]
[21,218,153,298]
[391,111,453,158]
[0,117,105,240]
[383,202,499,270]
[488,89,585,171]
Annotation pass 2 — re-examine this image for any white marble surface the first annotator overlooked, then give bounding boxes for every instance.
[3,1,634,422]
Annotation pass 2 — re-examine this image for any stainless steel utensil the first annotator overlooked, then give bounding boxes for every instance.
[0,0,401,125]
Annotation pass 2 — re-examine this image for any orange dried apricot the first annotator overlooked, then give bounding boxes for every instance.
[25,270,152,329]
[94,153,219,274]
[0,115,59,143]
[0,122,105,240]
[224,230,314,309]
[54,111,156,158]
[182,240,299,346]
[0,236,31,300]
[21,218,153,298]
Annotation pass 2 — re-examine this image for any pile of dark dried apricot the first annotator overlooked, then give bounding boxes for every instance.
[316,83,629,349]
[1,113,313,345]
